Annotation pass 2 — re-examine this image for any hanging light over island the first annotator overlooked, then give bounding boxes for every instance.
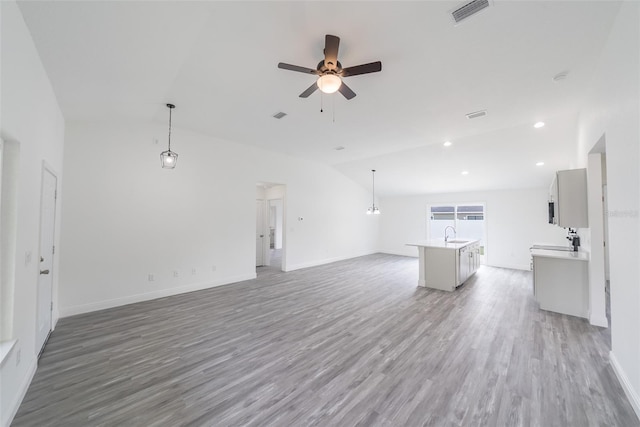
[367,169,380,215]
[160,103,178,169]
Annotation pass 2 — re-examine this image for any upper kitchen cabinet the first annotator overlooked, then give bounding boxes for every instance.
[549,168,588,228]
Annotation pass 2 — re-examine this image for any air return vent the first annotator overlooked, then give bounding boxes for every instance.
[451,0,491,24]
[272,112,287,119]
[466,110,487,119]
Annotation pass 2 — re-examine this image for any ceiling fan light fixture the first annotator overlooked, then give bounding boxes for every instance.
[317,74,342,94]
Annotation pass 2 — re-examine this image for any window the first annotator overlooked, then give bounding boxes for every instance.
[428,203,486,260]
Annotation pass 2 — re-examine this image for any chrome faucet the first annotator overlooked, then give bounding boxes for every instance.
[444,226,456,242]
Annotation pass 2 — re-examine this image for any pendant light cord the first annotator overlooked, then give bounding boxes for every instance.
[167,107,172,152]
[372,170,376,209]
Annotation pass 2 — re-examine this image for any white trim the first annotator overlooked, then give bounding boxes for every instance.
[3,356,37,427]
[485,262,531,271]
[0,339,16,368]
[589,314,609,328]
[285,251,377,272]
[59,273,256,317]
[610,350,640,419]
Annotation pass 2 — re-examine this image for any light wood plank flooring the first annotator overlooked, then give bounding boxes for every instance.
[13,254,639,426]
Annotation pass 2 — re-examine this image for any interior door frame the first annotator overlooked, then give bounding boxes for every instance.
[36,161,58,356]
[267,198,284,271]
[256,199,267,267]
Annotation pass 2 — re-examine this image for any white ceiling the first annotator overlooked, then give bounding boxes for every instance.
[17,1,622,196]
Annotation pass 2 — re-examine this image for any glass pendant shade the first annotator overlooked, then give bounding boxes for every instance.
[317,74,342,94]
[160,150,178,169]
[160,103,178,169]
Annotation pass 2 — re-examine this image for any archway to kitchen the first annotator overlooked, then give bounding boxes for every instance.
[256,182,286,275]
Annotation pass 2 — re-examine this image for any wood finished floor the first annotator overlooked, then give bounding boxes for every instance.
[13,254,639,426]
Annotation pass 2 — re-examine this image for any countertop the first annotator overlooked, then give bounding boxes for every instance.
[407,239,480,250]
[530,248,589,261]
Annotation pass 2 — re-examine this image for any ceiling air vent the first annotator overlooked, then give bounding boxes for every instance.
[273,112,287,119]
[451,0,491,24]
[466,110,487,119]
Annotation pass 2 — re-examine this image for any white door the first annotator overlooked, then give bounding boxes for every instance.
[256,200,265,267]
[36,167,57,355]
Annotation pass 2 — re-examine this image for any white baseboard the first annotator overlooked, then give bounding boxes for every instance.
[285,251,377,272]
[59,273,256,317]
[3,356,37,427]
[589,314,609,328]
[378,250,418,258]
[610,350,640,420]
[486,262,531,271]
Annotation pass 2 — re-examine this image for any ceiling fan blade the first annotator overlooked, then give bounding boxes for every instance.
[278,62,319,74]
[340,61,382,77]
[324,35,340,70]
[299,82,319,98]
[338,81,356,100]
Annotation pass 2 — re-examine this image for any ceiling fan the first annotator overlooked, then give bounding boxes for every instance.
[278,34,382,100]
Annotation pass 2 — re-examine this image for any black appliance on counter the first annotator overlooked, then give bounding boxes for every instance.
[566,228,580,252]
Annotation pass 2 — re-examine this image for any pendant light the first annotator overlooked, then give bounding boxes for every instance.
[367,169,380,215]
[160,103,178,169]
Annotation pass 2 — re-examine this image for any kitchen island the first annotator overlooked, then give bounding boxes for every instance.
[407,239,480,291]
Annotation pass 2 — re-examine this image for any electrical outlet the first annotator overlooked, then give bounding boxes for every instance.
[191,268,196,275]
[16,348,21,366]
[148,274,154,282]
[173,270,179,278]
[212,265,217,272]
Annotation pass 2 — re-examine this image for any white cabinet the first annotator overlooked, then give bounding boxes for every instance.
[408,240,480,292]
[550,168,588,228]
[532,250,588,318]
[457,242,480,287]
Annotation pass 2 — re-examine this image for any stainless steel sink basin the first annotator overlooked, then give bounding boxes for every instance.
[446,240,468,244]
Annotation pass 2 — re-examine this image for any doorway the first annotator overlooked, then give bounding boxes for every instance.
[256,183,286,274]
[36,165,57,355]
[268,199,283,269]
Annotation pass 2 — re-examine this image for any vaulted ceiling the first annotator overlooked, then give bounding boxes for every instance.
[17,1,622,196]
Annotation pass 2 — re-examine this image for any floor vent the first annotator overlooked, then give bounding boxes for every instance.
[273,112,287,119]
[466,110,487,119]
[451,0,491,24]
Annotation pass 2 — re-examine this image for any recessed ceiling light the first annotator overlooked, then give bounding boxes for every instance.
[536,161,545,166]
[443,141,452,147]
[461,171,469,175]
[534,121,545,128]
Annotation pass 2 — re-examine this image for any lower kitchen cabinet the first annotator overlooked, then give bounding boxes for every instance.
[532,249,589,318]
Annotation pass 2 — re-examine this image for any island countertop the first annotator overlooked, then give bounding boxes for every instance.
[406,239,479,250]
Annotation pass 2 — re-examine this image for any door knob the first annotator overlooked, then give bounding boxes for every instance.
[40,269,50,275]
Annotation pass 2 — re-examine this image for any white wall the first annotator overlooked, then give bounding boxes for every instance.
[379,188,567,270]
[58,122,378,316]
[576,1,640,417]
[0,2,66,425]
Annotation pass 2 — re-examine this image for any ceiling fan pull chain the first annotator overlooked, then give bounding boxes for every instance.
[320,91,324,113]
